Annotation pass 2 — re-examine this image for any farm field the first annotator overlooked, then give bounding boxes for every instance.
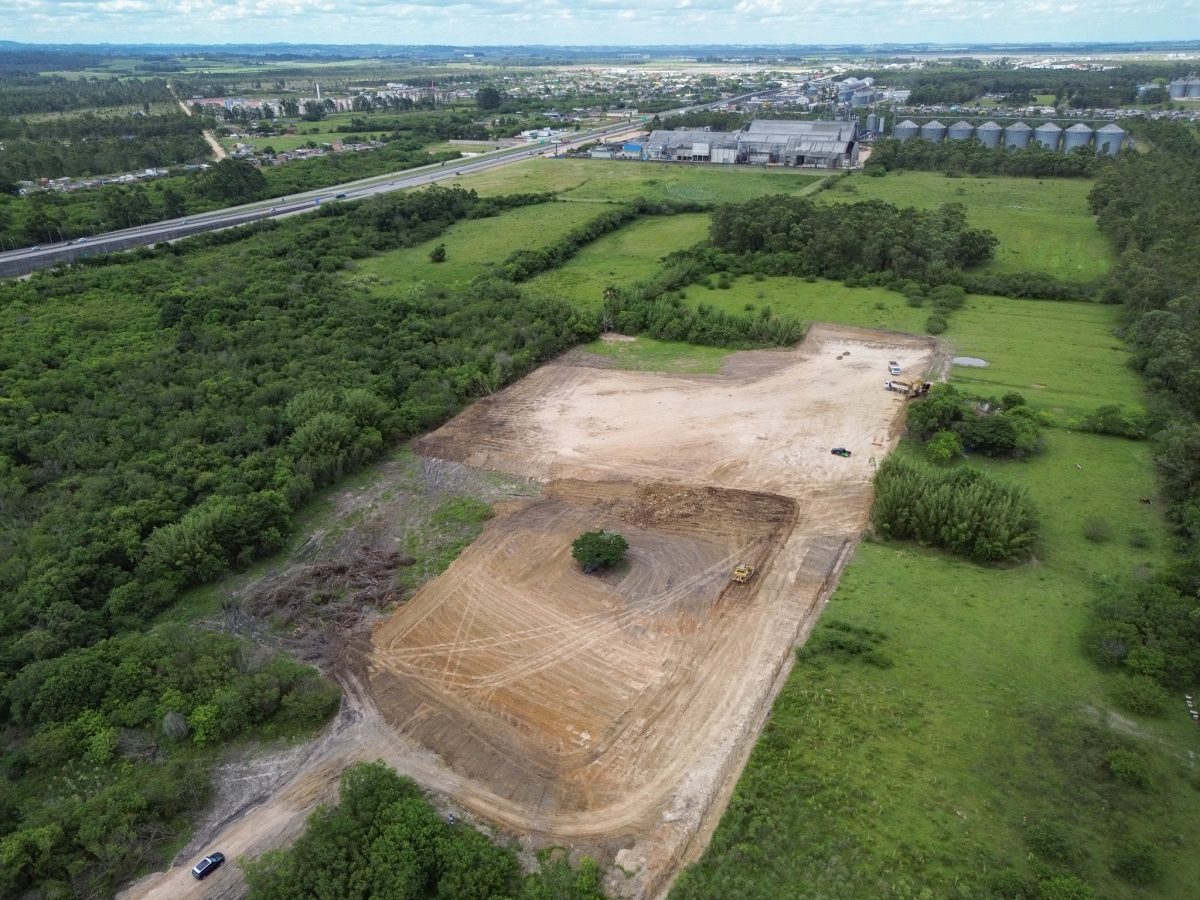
[351,200,604,291]
[823,171,1111,280]
[453,157,825,203]
[681,276,1142,418]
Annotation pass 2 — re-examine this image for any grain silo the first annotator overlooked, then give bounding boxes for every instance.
[1095,123,1126,156]
[920,120,947,143]
[948,120,975,141]
[1189,78,1200,99]
[866,113,879,133]
[976,121,1002,148]
[893,119,919,142]
[1004,121,1032,149]
[1062,123,1093,152]
[1169,78,1189,99]
[1032,122,1063,151]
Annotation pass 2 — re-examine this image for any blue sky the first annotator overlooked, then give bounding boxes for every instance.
[5,0,1197,46]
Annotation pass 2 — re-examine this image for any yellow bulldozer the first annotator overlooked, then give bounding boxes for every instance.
[732,562,756,584]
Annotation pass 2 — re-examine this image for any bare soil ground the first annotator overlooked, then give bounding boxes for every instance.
[121,324,934,900]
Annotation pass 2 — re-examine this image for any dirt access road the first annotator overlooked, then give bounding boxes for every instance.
[123,324,933,900]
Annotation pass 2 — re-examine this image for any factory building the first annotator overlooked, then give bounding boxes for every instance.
[643,120,859,169]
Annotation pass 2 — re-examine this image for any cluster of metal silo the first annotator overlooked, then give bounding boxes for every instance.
[1168,77,1200,99]
[1095,124,1126,156]
[891,118,1125,155]
[1004,122,1031,149]
[893,119,920,142]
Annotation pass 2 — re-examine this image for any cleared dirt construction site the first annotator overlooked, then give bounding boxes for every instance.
[122,324,934,900]
[377,323,936,893]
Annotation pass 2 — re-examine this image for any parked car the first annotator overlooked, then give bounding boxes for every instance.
[831,447,852,458]
[191,852,225,880]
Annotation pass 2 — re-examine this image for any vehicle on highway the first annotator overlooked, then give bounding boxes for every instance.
[31,245,40,251]
[75,237,87,244]
[191,852,225,879]
[335,192,347,199]
[455,171,462,176]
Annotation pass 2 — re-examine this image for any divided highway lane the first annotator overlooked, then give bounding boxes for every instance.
[0,93,760,279]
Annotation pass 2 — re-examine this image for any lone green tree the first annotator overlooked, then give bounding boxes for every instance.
[571,530,628,573]
[429,243,447,263]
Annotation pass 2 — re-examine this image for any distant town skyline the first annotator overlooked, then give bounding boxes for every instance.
[5,0,1197,48]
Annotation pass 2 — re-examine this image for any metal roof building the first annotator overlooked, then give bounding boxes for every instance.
[644,120,859,169]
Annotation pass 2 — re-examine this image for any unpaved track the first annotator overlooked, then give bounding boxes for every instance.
[122,324,933,900]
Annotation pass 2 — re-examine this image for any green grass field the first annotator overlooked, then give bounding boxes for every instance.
[453,158,824,204]
[673,380,1195,899]
[824,171,1111,281]
[526,213,712,311]
[681,276,1142,418]
[349,201,604,292]
[578,335,730,373]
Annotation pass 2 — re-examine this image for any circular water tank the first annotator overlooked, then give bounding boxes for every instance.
[893,119,919,142]
[1062,123,1093,151]
[948,121,975,141]
[1095,124,1125,156]
[975,121,1002,148]
[1033,122,1063,151]
[1004,122,1032,149]
[920,120,947,143]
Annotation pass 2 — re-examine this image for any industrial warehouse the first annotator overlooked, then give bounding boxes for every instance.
[642,119,860,168]
[891,118,1127,154]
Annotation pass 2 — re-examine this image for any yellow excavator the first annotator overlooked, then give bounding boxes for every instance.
[732,562,756,584]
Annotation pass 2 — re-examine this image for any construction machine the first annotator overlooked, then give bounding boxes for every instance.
[732,562,756,584]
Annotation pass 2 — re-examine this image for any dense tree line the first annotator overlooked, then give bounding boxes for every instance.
[0,73,175,118]
[0,627,339,896]
[0,186,581,679]
[866,137,1106,178]
[0,113,210,182]
[0,186,596,896]
[708,194,997,281]
[846,64,1183,107]
[1082,118,1200,692]
[871,456,1041,563]
[245,761,605,899]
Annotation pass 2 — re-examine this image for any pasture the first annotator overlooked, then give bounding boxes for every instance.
[823,171,1111,280]
[682,276,1142,418]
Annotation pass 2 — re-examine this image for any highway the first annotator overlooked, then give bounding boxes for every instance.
[0,94,757,278]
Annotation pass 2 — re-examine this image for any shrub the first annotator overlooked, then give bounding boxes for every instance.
[1107,749,1152,789]
[1001,391,1027,409]
[428,243,446,263]
[1082,517,1112,543]
[571,530,629,573]
[1112,836,1162,884]
[925,313,948,334]
[1037,874,1096,900]
[1025,819,1078,863]
[925,430,962,465]
[1080,404,1147,439]
[1109,674,1168,716]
